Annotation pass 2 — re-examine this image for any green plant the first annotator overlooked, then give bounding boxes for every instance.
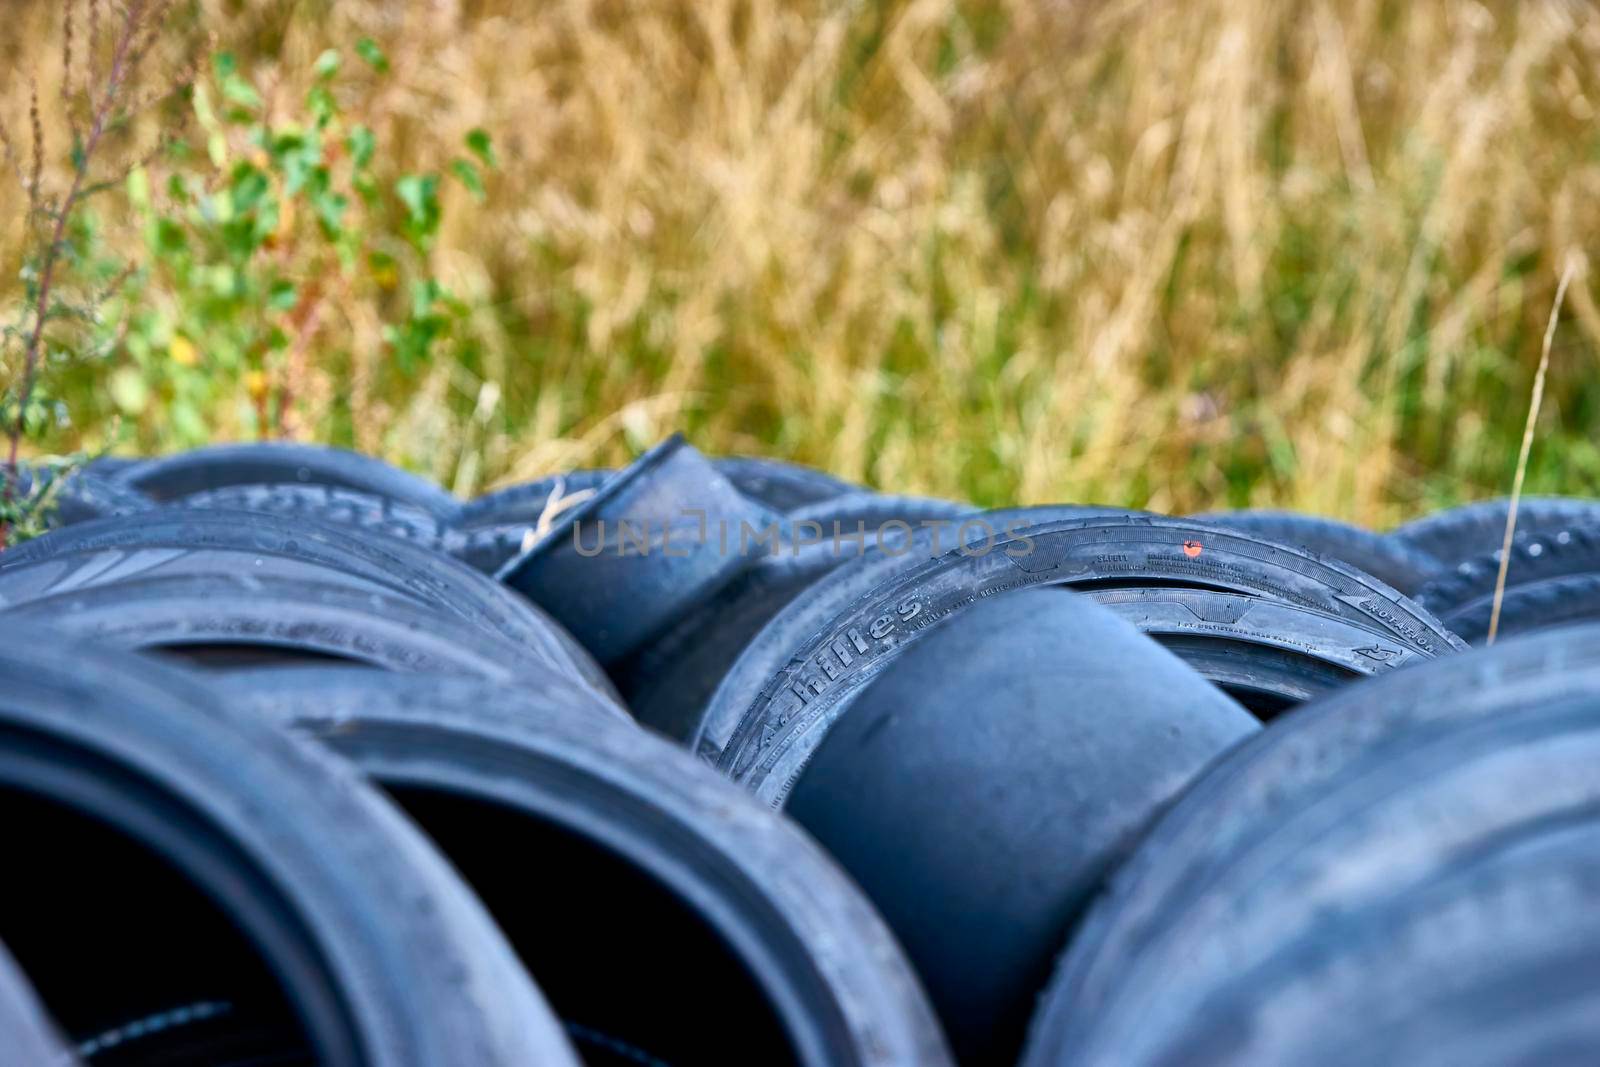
[99,38,495,451]
[0,0,194,547]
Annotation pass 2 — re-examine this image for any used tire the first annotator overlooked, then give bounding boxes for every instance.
[0,941,73,1066]
[1024,624,1600,1067]
[711,456,858,512]
[179,483,450,549]
[695,505,1141,762]
[0,574,540,679]
[0,632,576,1066]
[621,493,975,742]
[712,515,1464,800]
[1391,496,1600,568]
[112,442,460,517]
[452,470,611,530]
[1118,819,1600,1067]
[1192,509,1443,594]
[222,668,954,1067]
[0,510,616,700]
[4,463,153,529]
[787,590,1257,1064]
[1416,525,1600,643]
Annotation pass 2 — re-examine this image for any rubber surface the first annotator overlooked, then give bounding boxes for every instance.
[179,483,450,548]
[1024,624,1600,1067]
[710,456,858,512]
[0,510,617,700]
[1193,508,1443,594]
[0,574,542,680]
[1416,525,1600,643]
[711,516,1464,802]
[0,940,73,1066]
[222,668,954,1067]
[0,632,577,1067]
[6,463,153,528]
[499,436,778,664]
[695,505,1143,762]
[1392,496,1600,568]
[112,443,460,517]
[622,493,975,742]
[452,470,612,529]
[788,590,1256,1064]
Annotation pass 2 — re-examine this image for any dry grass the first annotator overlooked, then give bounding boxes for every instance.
[4,0,1600,519]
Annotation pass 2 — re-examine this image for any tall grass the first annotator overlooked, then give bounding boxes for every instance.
[3,0,1598,520]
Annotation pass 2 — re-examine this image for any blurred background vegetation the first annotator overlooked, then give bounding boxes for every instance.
[2,0,1598,523]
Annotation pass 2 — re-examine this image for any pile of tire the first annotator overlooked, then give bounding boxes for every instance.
[2,437,1598,1067]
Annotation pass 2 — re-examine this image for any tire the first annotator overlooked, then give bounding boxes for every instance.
[452,470,612,530]
[1392,496,1600,568]
[1416,525,1600,643]
[4,463,153,529]
[1441,573,1600,643]
[0,510,617,700]
[0,941,72,1066]
[1023,624,1600,1067]
[178,483,450,549]
[112,442,460,517]
[710,456,858,512]
[621,494,976,742]
[220,668,954,1067]
[498,436,778,665]
[0,632,576,1066]
[694,505,1143,762]
[1116,820,1600,1067]
[0,573,541,679]
[787,590,1256,1064]
[1192,509,1443,594]
[711,515,1464,800]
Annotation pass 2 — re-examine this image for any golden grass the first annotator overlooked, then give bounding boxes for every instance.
[4,0,1600,520]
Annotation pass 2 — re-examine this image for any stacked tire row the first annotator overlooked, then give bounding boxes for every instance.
[2,438,1598,1066]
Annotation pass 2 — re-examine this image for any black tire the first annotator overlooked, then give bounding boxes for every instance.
[178,483,450,548]
[0,632,576,1066]
[452,470,612,530]
[710,456,858,512]
[1085,586,1440,717]
[787,590,1256,1064]
[1116,820,1600,1067]
[1440,572,1600,643]
[1416,525,1600,642]
[0,510,617,699]
[621,494,976,742]
[1023,624,1600,1067]
[221,668,954,1067]
[711,515,1464,799]
[694,505,1143,762]
[1391,496,1600,568]
[1192,509,1443,594]
[3,463,153,530]
[0,941,72,1066]
[0,574,542,679]
[112,442,460,516]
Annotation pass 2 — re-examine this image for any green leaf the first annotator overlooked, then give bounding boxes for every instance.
[356,37,390,74]
[395,174,441,247]
[229,162,271,213]
[307,85,338,128]
[450,159,485,200]
[465,128,496,168]
[268,279,299,311]
[347,125,376,169]
[221,73,262,111]
[109,367,149,415]
[314,49,342,80]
